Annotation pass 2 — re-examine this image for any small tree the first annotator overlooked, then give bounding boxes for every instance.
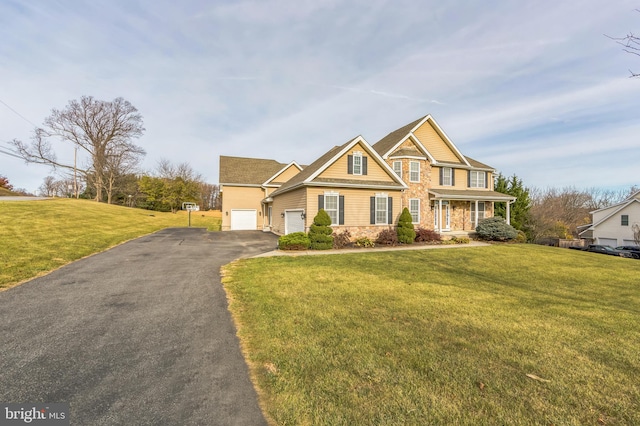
[475,217,518,241]
[309,209,333,250]
[397,207,415,244]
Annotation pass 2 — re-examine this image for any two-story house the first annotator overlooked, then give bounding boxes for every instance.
[219,114,516,238]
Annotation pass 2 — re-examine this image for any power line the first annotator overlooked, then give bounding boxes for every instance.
[0,98,40,129]
[0,146,24,160]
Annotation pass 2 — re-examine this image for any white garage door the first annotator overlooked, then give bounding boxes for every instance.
[285,210,305,234]
[231,209,257,230]
[598,238,617,247]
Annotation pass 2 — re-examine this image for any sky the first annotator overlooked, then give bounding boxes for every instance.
[1,0,639,195]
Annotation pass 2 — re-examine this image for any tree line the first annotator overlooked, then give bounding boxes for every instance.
[493,173,638,242]
[9,96,220,211]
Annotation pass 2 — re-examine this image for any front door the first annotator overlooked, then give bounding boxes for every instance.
[433,201,450,231]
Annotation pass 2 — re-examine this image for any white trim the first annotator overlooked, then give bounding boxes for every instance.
[305,135,408,188]
[375,193,389,225]
[409,161,420,183]
[382,133,436,163]
[442,167,452,186]
[352,152,363,175]
[469,170,486,188]
[262,161,303,186]
[392,160,402,178]
[324,191,340,226]
[409,198,420,224]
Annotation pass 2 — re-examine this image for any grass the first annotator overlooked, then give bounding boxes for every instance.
[0,198,221,289]
[222,245,640,425]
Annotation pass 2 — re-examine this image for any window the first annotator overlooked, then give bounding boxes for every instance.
[622,215,629,226]
[442,167,452,186]
[409,199,420,223]
[325,192,339,225]
[376,195,388,224]
[471,202,485,223]
[353,153,362,175]
[410,161,420,182]
[469,171,486,188]
[393,161,402,178]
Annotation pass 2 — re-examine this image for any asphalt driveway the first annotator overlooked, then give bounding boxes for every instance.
[0,228,279,425]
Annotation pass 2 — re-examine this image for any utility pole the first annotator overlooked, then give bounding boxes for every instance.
[74,146,78,198]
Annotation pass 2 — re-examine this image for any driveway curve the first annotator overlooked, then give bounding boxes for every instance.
[0,228,278,425]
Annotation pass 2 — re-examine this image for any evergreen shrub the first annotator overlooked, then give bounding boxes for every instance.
[309,209,334,250]
[278,232,311,250]
[396,207,416,244]
[475,217,518,241]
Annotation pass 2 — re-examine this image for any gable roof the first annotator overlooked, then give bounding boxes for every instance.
[270,135,407,197]
[373,115,493,169]
[219,155,291,185]
[263,161,303,186]
[579,196,640,235]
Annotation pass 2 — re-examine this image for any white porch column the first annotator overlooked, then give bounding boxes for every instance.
[474,200,479,229]
[438,199,443,232]
[506,201,511,225]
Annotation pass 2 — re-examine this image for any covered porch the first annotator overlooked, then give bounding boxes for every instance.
[429,189,517,233]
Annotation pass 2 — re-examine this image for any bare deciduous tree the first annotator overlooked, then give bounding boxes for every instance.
[607,9,640,77]
[11,96,145,203]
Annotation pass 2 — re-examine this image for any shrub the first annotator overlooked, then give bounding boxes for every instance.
[308,209,333,250]
[354,237,375,248]
[415,228,441,243]
[278,232,310,250]
[396,207,416,244]
[332,230,352,249]
[515,230,527,243]
[475,217,518,241]
[376,228,399,246]
[451,236,470,244]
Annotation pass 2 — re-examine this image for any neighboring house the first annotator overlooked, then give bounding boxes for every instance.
[578,190,640,247]
[219,114,516,238]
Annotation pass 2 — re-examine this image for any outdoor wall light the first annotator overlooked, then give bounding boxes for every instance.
[281,212,285,218]
[225,211,228,216]
[301,212,306,219]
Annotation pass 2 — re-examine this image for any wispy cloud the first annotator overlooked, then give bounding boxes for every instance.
[1,0,639,192]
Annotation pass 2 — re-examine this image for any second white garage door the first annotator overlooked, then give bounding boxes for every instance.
[231,209,257,230]
[285,210,305,234]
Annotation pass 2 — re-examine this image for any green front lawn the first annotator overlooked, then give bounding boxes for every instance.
[0,198,221,289]
[223,245,640,425]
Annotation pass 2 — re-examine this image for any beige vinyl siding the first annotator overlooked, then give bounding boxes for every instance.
[307,187,402,227]
[221,185,265,230]
[271,164,301,184]
[318,142,394,182]
[271,188,308,234]
[413,121,462,163]
[431,167,466,189]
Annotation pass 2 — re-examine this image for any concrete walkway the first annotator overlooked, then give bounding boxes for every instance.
[253,240,489,257]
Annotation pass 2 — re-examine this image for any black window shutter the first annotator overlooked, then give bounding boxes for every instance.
[362,157,368,175]
[347,155,353,174]
[467,171,471,187]
[451,169,455,186]
[339,196,345,225]
[370,197,375,224]
[439,167,443,185]
[318,194,324,210]
[388,197,393,224]
[485,172,488,188]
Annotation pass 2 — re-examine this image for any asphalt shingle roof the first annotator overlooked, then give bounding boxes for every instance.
[219,156,290,185]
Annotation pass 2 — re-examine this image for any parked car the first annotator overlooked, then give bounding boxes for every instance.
[615,246,640,259]
[569,244,633,258]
